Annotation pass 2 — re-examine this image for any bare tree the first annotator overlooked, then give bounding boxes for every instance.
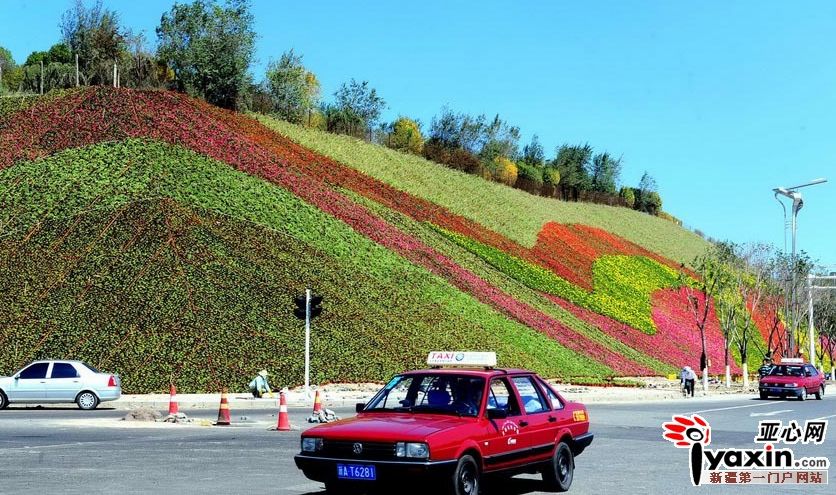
[734,244,774,388]
[684,243,734,393]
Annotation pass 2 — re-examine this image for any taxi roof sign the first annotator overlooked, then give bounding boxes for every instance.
[427,351,497,368]
[779,358,805,364]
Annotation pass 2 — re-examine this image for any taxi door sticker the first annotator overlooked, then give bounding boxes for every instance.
[500,420,520,436]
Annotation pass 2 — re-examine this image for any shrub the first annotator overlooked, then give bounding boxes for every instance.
[387,117,424,155]
[619,187,636,208]
[493,156,518,186]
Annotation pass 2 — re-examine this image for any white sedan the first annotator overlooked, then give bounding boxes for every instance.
[0,360,121,410]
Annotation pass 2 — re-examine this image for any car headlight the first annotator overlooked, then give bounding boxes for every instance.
[787,383,798,388]
[301,437,324,453]
[396,442,429,459]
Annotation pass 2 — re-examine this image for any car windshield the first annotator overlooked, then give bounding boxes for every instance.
[767,365,804,377]
[364,373,485,417]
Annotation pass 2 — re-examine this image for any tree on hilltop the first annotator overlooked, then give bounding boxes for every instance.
[332,79,386,139]
[157,0,256,109]
[589,152,622,195]
[265,49,321,124]
[61,0,129,86]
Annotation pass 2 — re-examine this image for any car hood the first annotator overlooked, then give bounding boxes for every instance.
[304,413,469,441]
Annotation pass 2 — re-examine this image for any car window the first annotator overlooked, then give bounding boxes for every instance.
[768,366,803,377]
[19,362,49,379]
[486,378,521,416]
[537,378,563,410]
[512,376,549,414]
[80,362,100,374]
[51,363,80,379]
[805,366,818,376]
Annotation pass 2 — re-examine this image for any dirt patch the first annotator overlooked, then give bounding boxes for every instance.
[122,407,163,422]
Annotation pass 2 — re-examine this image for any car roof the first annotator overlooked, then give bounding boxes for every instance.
[28,360,87,365]
[401,368,535,377]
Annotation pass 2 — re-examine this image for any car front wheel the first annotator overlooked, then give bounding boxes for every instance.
[759,391,768,400]
[815,385,824,400]
[543,441,574,492]
[452,454,479,495]
[76,391,99,410]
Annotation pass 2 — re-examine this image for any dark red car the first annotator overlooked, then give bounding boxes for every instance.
[295,352,592,494]
[759,359,825,400]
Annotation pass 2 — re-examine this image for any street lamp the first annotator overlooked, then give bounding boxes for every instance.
[773,178,827,357]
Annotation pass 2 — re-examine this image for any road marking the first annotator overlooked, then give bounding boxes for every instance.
[750,409,793,417]
[812,414,836,421]
[685,402,776,414]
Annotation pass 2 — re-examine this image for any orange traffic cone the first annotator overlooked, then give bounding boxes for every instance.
[168,384,178,415]
[312,390,323,415]
[215,390,231,426]
[276,391,291,431]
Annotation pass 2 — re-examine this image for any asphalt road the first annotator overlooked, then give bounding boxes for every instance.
[0,394,833,495]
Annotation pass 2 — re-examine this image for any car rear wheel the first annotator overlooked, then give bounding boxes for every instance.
[0,391,8,410]
[543,441,574,492]
[797,390,805,401]
[76,391,99,410]
[815,385,824,400]
[451,454,479,495]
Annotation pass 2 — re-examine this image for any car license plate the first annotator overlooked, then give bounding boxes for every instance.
[337,463,376,480]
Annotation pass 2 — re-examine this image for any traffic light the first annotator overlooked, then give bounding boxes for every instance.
[293,292,323,320]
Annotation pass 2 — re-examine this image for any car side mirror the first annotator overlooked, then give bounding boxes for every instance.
[13,375,19,380]
[355,403,366,413]
[805,372,812,377]
[486,408,508,420]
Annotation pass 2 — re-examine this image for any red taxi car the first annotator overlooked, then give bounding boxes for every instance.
[295,352,593,494]
[759,358,825,401]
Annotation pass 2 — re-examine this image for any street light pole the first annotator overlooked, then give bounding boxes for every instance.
[773,178,827,358]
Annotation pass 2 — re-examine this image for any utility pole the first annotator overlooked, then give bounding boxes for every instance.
[113,62,117,88]
[40,60,44,95]
[75,54,79,87]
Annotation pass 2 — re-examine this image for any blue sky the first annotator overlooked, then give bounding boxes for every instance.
[3,0,835,267]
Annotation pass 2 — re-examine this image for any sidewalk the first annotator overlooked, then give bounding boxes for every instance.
[112,377,812,410]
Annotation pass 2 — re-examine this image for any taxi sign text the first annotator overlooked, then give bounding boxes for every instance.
[427,351,497,367]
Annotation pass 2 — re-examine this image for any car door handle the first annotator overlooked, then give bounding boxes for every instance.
[548,416,557,423]
[519,421,529,427]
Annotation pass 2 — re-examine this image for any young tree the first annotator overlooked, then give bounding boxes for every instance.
[333,79,386,139]
[814,289,836,378]
[157,0,256,109]
[685,244,734,393]
[714,243,741,388]
[635,171,663,214]
[264,49,320,123]
[61,0,128,86]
